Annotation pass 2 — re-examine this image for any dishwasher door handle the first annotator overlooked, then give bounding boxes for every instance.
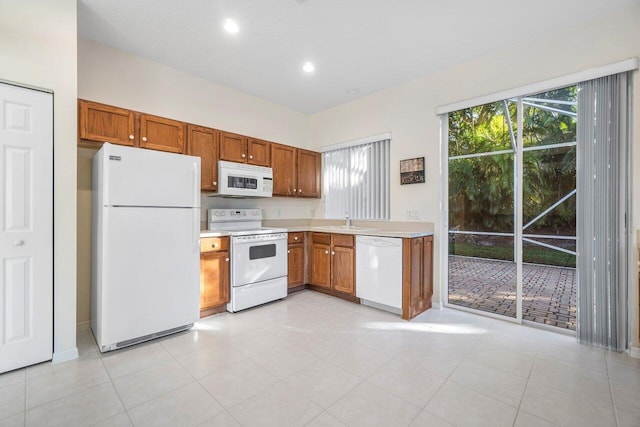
[357,236,401,247]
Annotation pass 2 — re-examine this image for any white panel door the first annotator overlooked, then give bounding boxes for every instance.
[0,83,53,373]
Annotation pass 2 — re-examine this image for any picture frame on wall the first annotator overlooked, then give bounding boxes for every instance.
[400,157,425,185]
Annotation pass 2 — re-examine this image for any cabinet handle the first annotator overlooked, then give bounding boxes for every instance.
[13,240,25,246]
[142,136,148,142]
[325,250,329,254]
[241,153,246,158]
[298,189,302,193]
[332,251,335,255]
[128,134,134,140]
[211,243,217,248]
[294,236,298,241]
[225,257,229,262]
[293,189,297,193]
[249,155,253,159]
[287,250,290,254]
[212,181,217,186]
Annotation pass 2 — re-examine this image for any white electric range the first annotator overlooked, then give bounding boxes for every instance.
[207,208,288,312]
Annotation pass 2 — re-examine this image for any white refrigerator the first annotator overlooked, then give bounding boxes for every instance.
[91,143,201,352]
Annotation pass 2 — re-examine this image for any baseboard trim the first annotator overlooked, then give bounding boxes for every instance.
[76,320,91,331]
[628,346,640,359]
[52,347,79,364]
[431,301,443,309]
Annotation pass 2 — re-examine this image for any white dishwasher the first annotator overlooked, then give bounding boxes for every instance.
[356,235,403,314]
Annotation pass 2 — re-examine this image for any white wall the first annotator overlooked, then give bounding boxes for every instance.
[76,39,320,324]
[308,4,640,345]
[0,0,78,361]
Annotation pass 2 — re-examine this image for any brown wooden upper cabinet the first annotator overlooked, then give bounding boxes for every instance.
[78,100,136,147]
[271,143,297,196]
[78,99,185,154]
[271,143,321,198]
[296,149,321,198]
[139,113,185,154]
[219,131,271,166]
[187,125,219,192]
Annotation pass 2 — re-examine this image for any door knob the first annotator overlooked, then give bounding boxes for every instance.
[142,136,148,142]
[241,153,246,158]
[13,240,24,246]
[294,236,298,241]
[225,258,229,262]
[287,250,290,254]
[212,181,217,186]
[128,135,134,140]
[325,250,329,254]
[331,251,335,255]
[249,155,253,159]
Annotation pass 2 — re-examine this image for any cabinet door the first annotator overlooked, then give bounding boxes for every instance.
[78,100,136,146]
[187,126,219,192]
[402,237,433,320]
[247,138,271,167]
[219,131,247,163]
[139,113,185,153]
[200,250,230,311]
[331,246,355,295]
[271,143,297,196]
[310,243,331,288]
[287,244,305,288]
[296,149,321,198]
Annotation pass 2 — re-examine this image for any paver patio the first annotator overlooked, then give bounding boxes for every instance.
[448,255,576,330]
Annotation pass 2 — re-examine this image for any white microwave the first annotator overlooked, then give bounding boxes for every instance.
[216,160,273,198]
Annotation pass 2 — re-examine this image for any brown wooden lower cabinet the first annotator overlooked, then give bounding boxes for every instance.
[310,233,355,296]
[402,235,433,320]
[200,237,230,316]
[288,232,305,288]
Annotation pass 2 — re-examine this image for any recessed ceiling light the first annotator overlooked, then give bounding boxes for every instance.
[223,18,239,34]
[302,62,315,73]
[346,88,360,95]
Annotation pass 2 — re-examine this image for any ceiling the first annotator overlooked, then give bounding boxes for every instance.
[78,0,635,114]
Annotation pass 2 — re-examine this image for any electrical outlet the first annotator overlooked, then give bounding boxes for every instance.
[406,210,420,220]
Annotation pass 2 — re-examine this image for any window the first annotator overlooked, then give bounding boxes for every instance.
[322,135,390,220]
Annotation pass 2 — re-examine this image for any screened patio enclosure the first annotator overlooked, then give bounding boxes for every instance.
[447,87,577,330]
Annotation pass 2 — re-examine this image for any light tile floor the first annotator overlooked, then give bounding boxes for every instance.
[1,290,639,427]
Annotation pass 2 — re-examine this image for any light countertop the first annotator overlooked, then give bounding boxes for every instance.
[200,219,434,239]
[281,225,432,239]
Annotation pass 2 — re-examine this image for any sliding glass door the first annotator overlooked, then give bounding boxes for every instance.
[446,88,577,330]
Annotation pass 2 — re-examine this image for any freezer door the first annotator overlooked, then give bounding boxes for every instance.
[97,143,200,207]
[94,206,200,349]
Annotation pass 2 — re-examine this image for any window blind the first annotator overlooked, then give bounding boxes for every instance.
[323,138,390,220]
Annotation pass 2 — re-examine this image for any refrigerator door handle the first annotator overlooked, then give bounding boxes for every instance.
[192,160,201,207]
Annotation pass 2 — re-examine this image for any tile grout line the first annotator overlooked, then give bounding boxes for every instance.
[604,352,621,427]
[510,341,538,427]
[95,351,135,427]
[404,337,478,426]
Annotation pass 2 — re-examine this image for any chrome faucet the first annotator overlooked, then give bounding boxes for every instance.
[345,213,352,227]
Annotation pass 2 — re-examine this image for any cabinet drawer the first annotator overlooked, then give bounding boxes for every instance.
[200,237,229,253]
[312,233,331,245]
[288,232,305,244]
[332,234,354,247]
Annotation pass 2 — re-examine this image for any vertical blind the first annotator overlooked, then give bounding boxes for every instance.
[323,139,390,220]
[576,71,631,350]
